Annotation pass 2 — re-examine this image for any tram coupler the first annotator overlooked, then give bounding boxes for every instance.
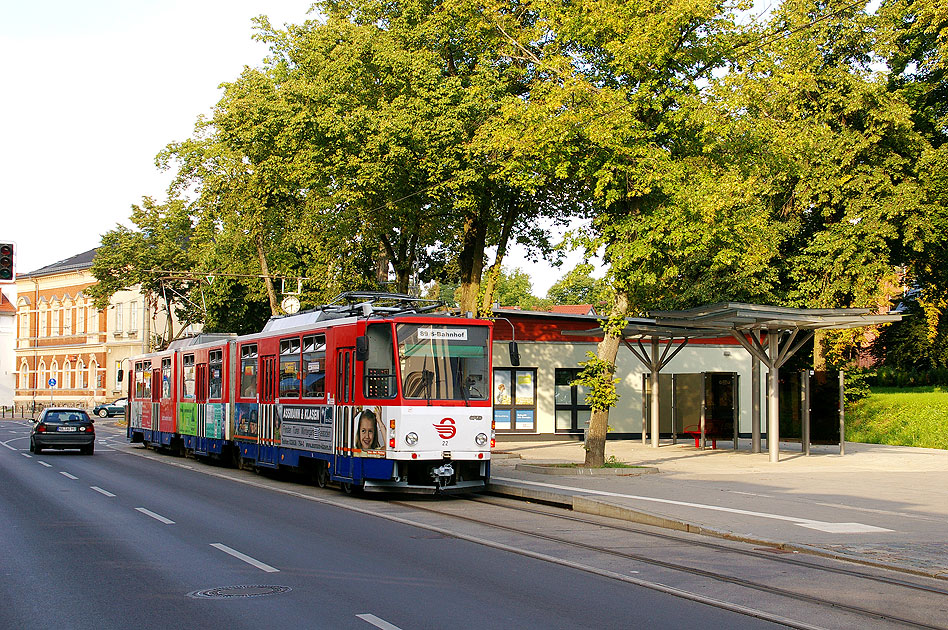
[431,463,455,489]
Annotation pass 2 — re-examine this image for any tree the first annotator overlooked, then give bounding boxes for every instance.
[88,198,199,348]
[546,264,611,308]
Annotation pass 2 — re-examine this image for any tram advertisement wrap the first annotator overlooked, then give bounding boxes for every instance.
[349,406,386,458]
[280,405,333,453]
[178,402,197,435]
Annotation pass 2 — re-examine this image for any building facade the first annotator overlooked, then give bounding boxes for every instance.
[14,249,185,411]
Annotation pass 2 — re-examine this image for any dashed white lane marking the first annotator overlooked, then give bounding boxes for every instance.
[135,507,175,524]
[21,453,31,458]
[492,477,894,534]
[91,486,116,497]
[38,461,52,468]
[357,614,404,630]
[60,472,79,480]
[210,543,279,573]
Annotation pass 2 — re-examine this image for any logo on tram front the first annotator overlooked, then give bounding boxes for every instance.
[434,418,456,439]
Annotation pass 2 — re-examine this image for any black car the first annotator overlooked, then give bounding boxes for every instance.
[30,408,95,455]
[92,397,127,418]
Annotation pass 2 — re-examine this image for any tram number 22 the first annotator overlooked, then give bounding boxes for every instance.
[442,440,450,446]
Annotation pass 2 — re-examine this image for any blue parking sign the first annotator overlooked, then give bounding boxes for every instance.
[48,378,56,387]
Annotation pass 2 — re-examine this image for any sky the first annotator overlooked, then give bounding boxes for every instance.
[1,0,584,298]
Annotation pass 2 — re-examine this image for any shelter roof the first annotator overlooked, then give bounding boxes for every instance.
[647,302,901,331]
[561,302,901,341]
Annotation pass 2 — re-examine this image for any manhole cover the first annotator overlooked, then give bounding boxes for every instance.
[188,585,292,599]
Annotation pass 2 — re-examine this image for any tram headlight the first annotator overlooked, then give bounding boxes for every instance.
[405,432,419,446]
[475,432,488,447]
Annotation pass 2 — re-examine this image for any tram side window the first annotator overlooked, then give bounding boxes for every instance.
[142,365,152,400]
[302,334,326,398]
[182,354,196,399]
[135,363,145,399]
[279,338,301,398]
[161,358,171,399]
[364,323,396,399]
[240,344,258,399]
[208,350,223,399]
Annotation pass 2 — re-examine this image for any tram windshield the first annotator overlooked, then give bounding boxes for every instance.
[396,324,489,401]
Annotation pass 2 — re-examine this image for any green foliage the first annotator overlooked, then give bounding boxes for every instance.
[546,263,612,308]
[572,352,620,412]
[870,367,948,387]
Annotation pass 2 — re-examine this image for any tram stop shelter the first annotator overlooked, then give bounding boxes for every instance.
[565,303,901,463]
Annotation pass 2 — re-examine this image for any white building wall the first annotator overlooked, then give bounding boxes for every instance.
[0,285,15,405]
[494,339,763,436]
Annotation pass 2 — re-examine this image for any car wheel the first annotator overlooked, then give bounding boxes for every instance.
[82,444,94,456]
[33,442,42,454]
[98,409,109,418]
[29,439,35,453]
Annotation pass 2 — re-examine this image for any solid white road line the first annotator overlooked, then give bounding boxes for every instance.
[2,443,16,450]
[491,477,893,533]
[210,543,279,573]
[135,507,175,524]
[357,614,404,630]
[60,472,79,480]
[91,486,116,497]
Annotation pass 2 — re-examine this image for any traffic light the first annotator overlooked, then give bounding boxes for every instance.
[0,243,14,282]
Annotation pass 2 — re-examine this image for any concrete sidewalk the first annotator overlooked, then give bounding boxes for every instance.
[488,439,948,579]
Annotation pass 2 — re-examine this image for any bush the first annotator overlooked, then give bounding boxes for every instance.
[870,367,948,387]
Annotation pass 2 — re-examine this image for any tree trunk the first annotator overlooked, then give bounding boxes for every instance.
[256,233,279,316]
[458,205,488,314]
[813,329,827,371]
[479,196,518,317]
[584,289,629,467]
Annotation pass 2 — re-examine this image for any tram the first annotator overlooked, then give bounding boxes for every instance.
[126,293,495,493]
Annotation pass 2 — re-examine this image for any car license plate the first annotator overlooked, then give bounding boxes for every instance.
[57,426,78,432]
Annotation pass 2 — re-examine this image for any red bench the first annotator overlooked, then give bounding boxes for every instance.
[683,425,716,449]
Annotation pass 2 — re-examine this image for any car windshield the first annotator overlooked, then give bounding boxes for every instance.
[396,323,489,401]
[44,411,89,423]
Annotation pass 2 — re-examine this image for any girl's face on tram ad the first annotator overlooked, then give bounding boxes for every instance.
[359,414,376,449]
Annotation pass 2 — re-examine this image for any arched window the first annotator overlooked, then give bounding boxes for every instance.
[51,301,61,337]
[50,360,59,388]
[19,363,29,390]
[64,298,74,334]
[90,360,99,389]
[63,360,73,388]
[38,361,47,388]
[78,359,87,389]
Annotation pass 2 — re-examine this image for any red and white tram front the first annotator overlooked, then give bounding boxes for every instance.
[344,319,494,493]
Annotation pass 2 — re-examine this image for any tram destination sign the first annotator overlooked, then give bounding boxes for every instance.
[418,328,468,341]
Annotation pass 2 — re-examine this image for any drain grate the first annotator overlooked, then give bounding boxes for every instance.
[189,585,292,599]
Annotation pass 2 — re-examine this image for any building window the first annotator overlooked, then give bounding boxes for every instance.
[38,361,47,388]
[78,360,87,388]
[64,304,73,334]
[129,302,137,333]
[554,368,592,433]
[52,306,60,336]
[19,363,28,389]
[115,360,123,390]
[63,361,72,388]
[39,306,47,337]
[114,303,123,333]
[492,368,537,432]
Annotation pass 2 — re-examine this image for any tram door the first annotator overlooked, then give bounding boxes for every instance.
[334,348,356,480]
[195,363,208,452]
[258,355,278,465]
[150,366,161,433]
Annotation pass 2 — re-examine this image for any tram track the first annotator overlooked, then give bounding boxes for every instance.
[391,495,948,630]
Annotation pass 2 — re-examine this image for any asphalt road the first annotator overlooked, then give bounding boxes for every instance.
[0,420,782,630]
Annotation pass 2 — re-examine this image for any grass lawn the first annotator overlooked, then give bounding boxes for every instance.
[846,386,948,450]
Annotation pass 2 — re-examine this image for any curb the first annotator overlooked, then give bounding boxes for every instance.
[485,480,948,581]
[515,463,659,476]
